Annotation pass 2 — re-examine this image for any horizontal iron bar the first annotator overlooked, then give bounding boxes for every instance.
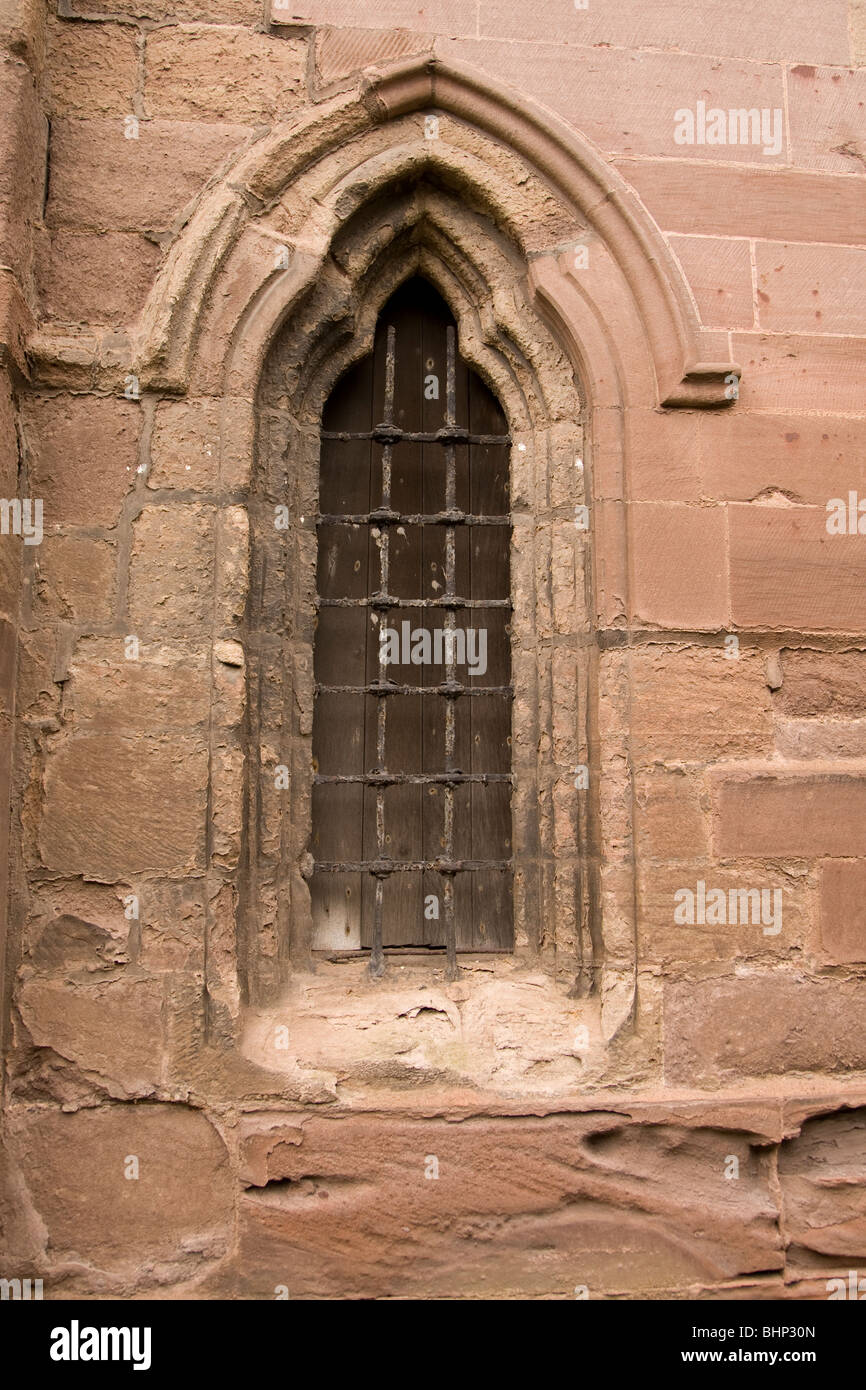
[321,428,510,446]
[315,682,513,697]
[314,772,513,785]
[314,859,513,874]
[316,596,512,609]
[317,512,510,527]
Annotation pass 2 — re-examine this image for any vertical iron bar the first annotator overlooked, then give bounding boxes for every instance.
[444,325,458,978]
[370,325,397,979]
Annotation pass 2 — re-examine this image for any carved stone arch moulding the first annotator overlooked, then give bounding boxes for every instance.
[29,57,744,1082]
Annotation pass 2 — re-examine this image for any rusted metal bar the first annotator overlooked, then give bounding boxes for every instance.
[316,596,512,609]
[315,772,512,785]
[321,429,509,445]
[315,682,513,697]
[442,326,459,980]
[383,324,396,424]
[316,859,512,873]
[370,875,385,979]
[368,325,396,980]
[317,512,510,527]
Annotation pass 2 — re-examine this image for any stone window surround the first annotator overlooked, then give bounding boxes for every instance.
[26,56,742,1091]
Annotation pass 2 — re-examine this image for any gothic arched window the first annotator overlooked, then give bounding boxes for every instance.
[311,278,513,975]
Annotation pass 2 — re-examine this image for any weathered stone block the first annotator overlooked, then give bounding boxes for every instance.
[777,650,866,717]
[665,973,866,1084]
[37,229,161,325]
[11,1105,233,1277]
[634,768,707,861]
[67,636,211,731]
[45,17,137,119]
[36,536,116,624]
[779,1108,866,1269]
[228,1110,781,1298]
[145,26,306,122]
[46,119,251,232]
[149,398,220,491]
[17,974,164,1095]
[38,733,208,878]
[128,504,215,637]
[630,646,772,763]
[713,772,866,859]
[819,860,866,963]
[23,394,140,526]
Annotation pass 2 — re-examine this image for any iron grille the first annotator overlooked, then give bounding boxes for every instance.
[313,309,514,978]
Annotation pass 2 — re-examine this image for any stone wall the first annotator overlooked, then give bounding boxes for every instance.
[1,0,865,1299]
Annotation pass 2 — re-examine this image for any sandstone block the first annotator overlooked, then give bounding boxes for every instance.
[713,771,866,859]
[819,860,866,963]
[47,119,251,233]
[697,412,866,507]
[777,650,866,717]
[128,504,215,638]
[630,504,727,630]
[229,1110,780,1297]
[45,17,137,119]
[145,26,306,123]
[11,1105,233,1275]
[732,333,866,414]
[638,863,808,968]
[23,394,140,526]
[149,398,220,491]
[630,645,772,762]
[665,972,866,1084]
[38,733,208,878]
[729,504,866,632]
[17,974,164,1094]
[37,229,161,325]
[315,26,432,85]
[755,240,866,336]
[479,0,849,62]
[668,234,754,329]
[634,768,707,860]
[788,63,866,174]
[442,38,785,161]
[67,636,211,731]
[618,160,866,245]
[36,536,116,624]
[779,1108,866,1269]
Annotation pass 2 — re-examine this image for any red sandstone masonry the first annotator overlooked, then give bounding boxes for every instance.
[668,234,755,330]
[732,332,866,413]
[713,771,866,859]
[617,161,866,245]
[440,38,786,162]
[4,0,866,1305]
[21,394,140,527]
[729,505,866,632]
[629,503,728,630]
[754,241,866,335]
[820,859,866,963]
[46,119,252,233]
[787,62,866,174]
[478,0,851,63]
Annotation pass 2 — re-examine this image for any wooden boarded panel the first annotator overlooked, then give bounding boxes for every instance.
[311,277,513,954]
